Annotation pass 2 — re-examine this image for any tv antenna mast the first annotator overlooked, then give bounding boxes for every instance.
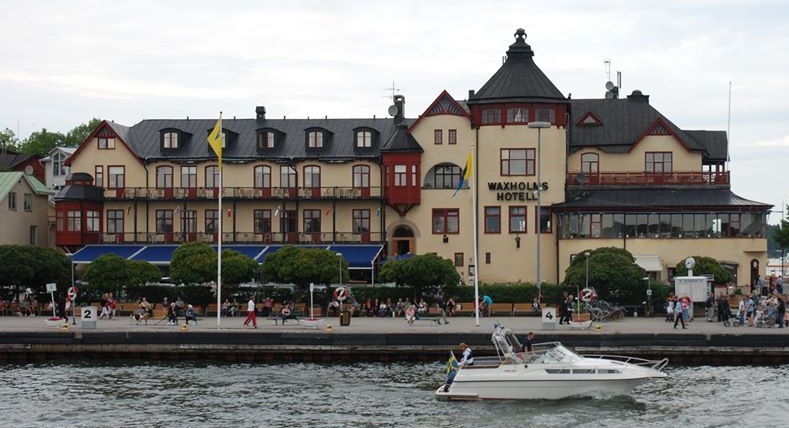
[383,82,403,99]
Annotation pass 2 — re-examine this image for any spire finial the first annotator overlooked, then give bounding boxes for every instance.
[515,28,526,41]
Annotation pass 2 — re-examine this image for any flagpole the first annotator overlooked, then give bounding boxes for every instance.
[471,144,480,327]
[216,113,223,328]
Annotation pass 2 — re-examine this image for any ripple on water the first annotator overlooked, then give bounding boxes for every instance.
[3,361,789,428]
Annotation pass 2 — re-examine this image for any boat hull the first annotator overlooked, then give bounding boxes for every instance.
[437,376,656,400]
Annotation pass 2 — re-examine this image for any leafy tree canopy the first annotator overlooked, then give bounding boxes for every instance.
[673,255,733,284]
[170,242,216,286]
[83,253,132,292]
[17,118,102,157]
[220,249,257,286]
[377,253,460,294]
[0,245,70,294]
[260,246,347,290]
[562,247,646,303]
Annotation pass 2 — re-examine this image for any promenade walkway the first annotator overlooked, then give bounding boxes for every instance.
[2,313,786,336]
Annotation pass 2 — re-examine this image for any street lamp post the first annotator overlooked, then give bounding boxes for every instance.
[528,121,551,304]
[582,251,590,316]
[643,276,652,316]
[336,252,343,311]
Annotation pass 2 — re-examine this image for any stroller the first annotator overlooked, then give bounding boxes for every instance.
[664,301,675,322]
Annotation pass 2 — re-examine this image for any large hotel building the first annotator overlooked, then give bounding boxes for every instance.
[55,29,770,286]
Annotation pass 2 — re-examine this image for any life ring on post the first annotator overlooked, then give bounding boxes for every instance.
[580,287,597,303]
[67,286,78,302]
[333,287,350,301]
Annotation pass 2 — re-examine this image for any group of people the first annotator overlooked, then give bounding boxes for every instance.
[556,291,579,325]
[131,296,198,326]
[733,292,787,328]
[667,293,692,329]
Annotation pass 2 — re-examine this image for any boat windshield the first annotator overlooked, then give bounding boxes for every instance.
[531,343,582,364]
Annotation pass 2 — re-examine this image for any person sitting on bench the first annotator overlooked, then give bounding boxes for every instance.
[184,304,198,325]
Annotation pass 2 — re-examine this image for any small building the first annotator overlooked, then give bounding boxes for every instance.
[0,171,54,246]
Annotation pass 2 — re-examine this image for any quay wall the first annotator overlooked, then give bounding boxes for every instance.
[1,331,789,365]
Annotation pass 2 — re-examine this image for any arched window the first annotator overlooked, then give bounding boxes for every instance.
[424,163,462,189]
[581,153,599,174]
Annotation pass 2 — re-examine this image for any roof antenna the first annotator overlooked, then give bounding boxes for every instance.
[383,81,402,100]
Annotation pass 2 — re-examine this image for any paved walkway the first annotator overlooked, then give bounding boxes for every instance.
[2,313,786,335]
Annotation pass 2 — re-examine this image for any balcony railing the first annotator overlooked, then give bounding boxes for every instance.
[102,186,383,201]
[566,171,729,186]
[62,231,384,246]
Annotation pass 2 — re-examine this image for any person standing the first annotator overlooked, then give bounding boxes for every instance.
[243,296,257,329]
[557,291,568,325]
[673,296,687,329]
[777,295,786,328]
[435,294,449,325]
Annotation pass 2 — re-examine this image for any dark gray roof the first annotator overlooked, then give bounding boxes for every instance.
[468,29,567,105]
[569,93,711,156]
[684,130,728,162]
[0,151,36,169]
[118,116,415,163]
[381,123,424,152]
[554,188,771,211]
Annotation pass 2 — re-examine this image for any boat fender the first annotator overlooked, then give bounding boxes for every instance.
[333,287,350,301]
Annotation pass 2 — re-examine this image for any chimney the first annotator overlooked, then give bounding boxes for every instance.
[468,89,475,99]
[393,95,405,124]
[255,106,267,120]
[627,90,649,103]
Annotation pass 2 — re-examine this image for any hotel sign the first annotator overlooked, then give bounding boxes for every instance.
[488,181,548,201]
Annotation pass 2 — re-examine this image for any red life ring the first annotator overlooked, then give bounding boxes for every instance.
[67,286,78,302]
[580,287,597,302]
[333,287,350,301]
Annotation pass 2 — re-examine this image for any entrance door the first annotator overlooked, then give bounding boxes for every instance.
[391,225,415,257]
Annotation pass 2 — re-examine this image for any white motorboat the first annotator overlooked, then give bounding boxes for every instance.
[436,324,668,401]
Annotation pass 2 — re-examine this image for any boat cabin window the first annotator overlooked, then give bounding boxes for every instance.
[598,369,621,374]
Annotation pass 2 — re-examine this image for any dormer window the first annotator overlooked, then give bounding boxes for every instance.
[221,132,228,148]
[163,131,179,149]
[307,131,324,148]
[257,131,275,149]
[356,130,372,148]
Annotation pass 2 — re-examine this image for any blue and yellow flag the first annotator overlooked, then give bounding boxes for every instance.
[451,151,473,198]
[447,351,459,374]
[207,114,223,166]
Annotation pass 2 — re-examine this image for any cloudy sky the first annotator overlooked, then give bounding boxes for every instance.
[2,0,788,221]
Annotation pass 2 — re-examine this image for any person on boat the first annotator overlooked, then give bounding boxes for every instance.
[458,342,474,366]
[522,332,535,354]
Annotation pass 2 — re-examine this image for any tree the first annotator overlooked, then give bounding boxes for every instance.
[170,242,216,286]
[221,249,257,286]
[772,209,789,261]
[562,247,646,304]
[377,253,460,294]
[64,118,102,147]
[0,128,19,151]
[0,245,70,296]
[127,260,163,286]
[673,255,733,284]
[260,246,346,289]
[83,253,132,293]
[19,128,66,157]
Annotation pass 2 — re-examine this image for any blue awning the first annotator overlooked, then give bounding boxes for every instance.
[328,245,384,269]
[219,245,267,262]
[129,245,180,264]
[71,245,145,263]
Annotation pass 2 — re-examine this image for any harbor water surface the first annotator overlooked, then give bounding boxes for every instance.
[4,361,788,428]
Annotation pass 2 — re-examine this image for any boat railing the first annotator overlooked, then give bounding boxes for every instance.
[583,354,669,371]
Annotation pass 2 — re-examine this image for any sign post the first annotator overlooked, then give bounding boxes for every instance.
[541,307,557,330]
[45,283,57,318]
[81,306,98,329]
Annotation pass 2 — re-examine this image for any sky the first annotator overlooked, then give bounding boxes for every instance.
[2,0,788,222]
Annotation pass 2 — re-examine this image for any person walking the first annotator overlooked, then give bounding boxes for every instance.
[243,296,257,329]
[435,294,449,325]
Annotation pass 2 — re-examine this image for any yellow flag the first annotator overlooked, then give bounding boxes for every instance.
[207,115,223,166]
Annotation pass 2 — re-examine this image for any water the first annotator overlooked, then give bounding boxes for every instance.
[3,361,789,428]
